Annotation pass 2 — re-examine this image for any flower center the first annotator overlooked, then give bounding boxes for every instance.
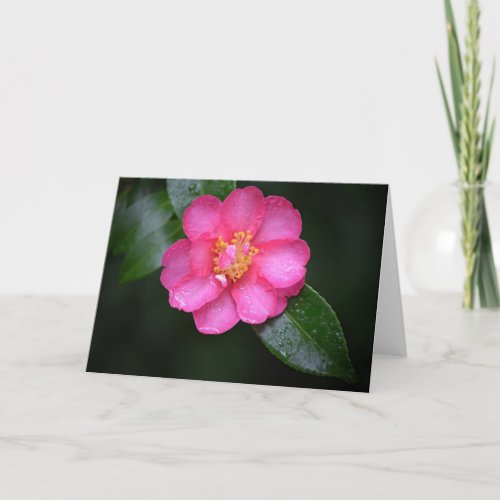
[213,231,259,283]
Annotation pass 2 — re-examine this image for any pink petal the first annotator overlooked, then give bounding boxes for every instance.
[160,238,192,290]
[254,239,310,288]
[183,195,222,241]
[220,186,265,236]
[231,269,277,324]
[193,288,240,334]
[190,239,215,277]
[169,273,223,312]
[253,196,302,244]
[279,276,306,298]
[272,295,288,317]
[270,277,306,318]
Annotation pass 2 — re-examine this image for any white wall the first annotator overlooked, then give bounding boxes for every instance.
[1,0,499,294]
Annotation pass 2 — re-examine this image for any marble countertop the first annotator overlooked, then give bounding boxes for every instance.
[0,295,499,499]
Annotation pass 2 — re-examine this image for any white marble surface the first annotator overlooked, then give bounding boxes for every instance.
[0,295,499,499]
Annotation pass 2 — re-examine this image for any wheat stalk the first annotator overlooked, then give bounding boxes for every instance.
[459,0,483,309]
[436,0,500,309]
[459,0,482,184]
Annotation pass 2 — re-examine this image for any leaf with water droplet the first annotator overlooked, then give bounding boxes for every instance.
[252,284,357,383]
[167,179,236,219]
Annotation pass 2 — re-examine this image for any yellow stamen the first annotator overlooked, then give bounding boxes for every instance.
[213,231,259,282]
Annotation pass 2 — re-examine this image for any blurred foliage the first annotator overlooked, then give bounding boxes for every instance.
[109,179,180,283]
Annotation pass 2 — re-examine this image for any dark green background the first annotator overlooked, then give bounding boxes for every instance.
[87,179,388,392]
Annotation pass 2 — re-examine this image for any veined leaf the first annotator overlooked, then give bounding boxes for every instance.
[167,179,236,219]
[252,284,357,383]
[119,220,183,284]
[112,191,173,255]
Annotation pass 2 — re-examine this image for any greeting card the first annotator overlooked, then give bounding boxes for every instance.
[87,178,405,392]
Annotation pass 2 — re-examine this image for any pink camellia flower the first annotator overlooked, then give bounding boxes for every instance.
[160,186,310,334]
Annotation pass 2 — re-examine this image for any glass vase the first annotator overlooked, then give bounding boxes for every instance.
[406,182,500,310]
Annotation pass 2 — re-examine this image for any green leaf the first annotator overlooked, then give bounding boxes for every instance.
[448,27,464,129]
[444,0,459,37]
[435,59,459,164]
[167,179,236,219]
[481,59,495,170]
[127,179,159,206]
[483,118,496,179]
[444,0,463,129]
[478,248,500,309]
[119,220,183,284]
[112,191,173,255]
[477,200,500,308]
[109,191,130,251]
[252,284,357,383]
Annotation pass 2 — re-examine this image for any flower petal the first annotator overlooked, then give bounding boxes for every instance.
[254,239,310,288]
[193,288,240,334]
[279,276,306,298]
[169,273,223,312]
[220,186,265,236]
[183,195,222,241]
[270,277,306,317]
[272,295,288,317]
[231,268,277,324]
[190,239,215,276]
[160,238,192,290]
[253,196,302,244]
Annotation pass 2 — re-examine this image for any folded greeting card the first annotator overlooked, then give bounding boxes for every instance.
[87,178,405,392]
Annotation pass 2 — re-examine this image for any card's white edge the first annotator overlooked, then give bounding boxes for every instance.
[373,187,407,357]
